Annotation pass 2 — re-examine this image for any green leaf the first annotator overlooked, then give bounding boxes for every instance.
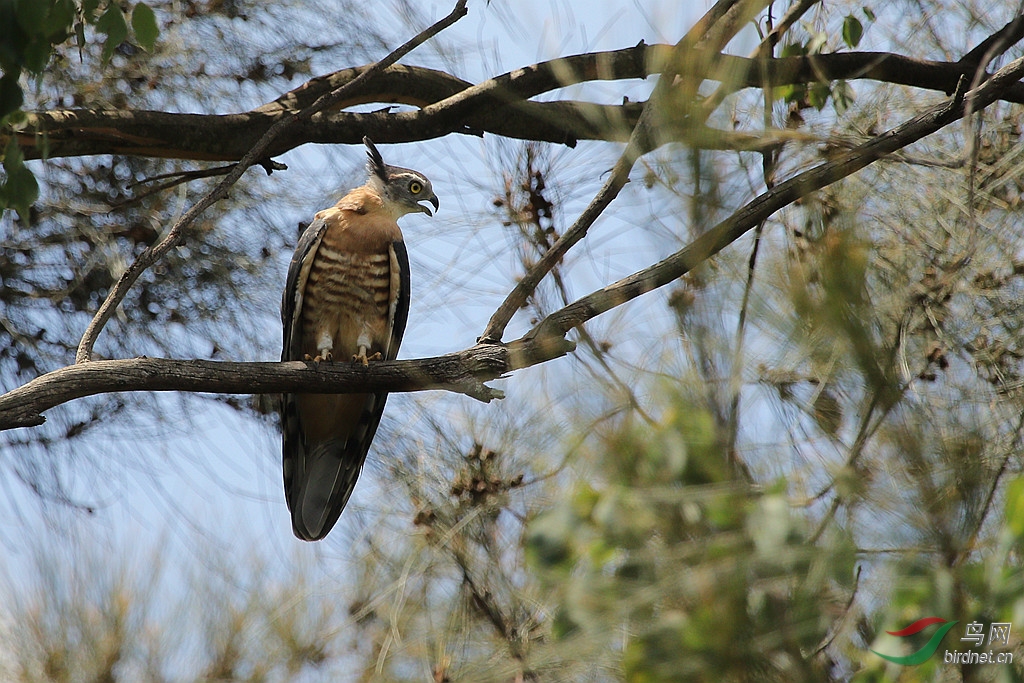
[0,72,24,120]
[13,0,75,71]
[776,83,805,105]
[842,15,864,49]
[22,37,53,72]
[862,6,876,22]
[1,137,38,222]
[131,3,158,51]
[4,165,39,218]
[525,507,576,572]
[809,81,830,110]
[1005,477,1024,539]
[833,80,855,115]
[551,607,579,640]
[780,42,806,58]
[5,109,27,127]
[1,136,23,168]
[96,4,128,62]
[39,0,76,39]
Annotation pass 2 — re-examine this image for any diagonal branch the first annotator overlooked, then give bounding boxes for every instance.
[524,54,1024,346]
[73,0,469,364]
[477,127,649,343]
[479,0,769,344]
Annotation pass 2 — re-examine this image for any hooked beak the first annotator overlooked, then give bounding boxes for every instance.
[420,195,440,217]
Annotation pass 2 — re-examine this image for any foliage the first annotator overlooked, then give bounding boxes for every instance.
[525,401,856,682]
[0,0,160,218]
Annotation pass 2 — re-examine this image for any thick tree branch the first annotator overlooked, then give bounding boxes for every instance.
[0,335,577,432]
[73,0,469,364]
[18,48,1024,162]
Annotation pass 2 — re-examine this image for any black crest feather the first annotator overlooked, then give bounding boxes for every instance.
[364,137,388,181]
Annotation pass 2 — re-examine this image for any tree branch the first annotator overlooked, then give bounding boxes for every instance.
[72,0,469,364]
[18,48,1024,162]
[0,332,578,432]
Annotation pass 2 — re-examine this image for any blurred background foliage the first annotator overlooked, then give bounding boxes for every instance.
[3,0,1024,681]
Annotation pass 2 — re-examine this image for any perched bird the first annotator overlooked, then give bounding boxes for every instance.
[280,137,438,541]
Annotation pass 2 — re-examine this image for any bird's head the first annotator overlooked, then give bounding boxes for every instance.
[364,136,440,218]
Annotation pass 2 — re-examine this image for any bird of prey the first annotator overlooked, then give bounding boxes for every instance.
[280,137,438,541]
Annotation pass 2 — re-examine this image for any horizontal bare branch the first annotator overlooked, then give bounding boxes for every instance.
[0,335,576,432]
[17,46,1024,162]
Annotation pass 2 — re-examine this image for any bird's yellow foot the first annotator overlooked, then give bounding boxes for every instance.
[303,351,333,366]
[352,350,382,366]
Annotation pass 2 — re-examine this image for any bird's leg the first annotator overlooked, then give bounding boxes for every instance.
[352,330,382,366]
[305,331,334,365]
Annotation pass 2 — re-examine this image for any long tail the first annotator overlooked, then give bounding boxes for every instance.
[282,392,387,541]
[288,439,362,540]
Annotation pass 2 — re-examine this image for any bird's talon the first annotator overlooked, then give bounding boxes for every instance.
[352,350,381,366]
[303,352,334,367]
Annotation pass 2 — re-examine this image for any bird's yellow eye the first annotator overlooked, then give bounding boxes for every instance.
[409,180,422,194]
